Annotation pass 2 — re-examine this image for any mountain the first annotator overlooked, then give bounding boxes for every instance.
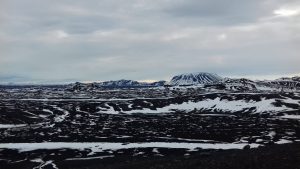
[98,79,141,87]
[98,79,166,87]
[222,78,257,91]
[148,80,167,87]
[66,74,299,91]
[169,72,222,86]
[67,80,167,91]
[275,76,300,82]
[252,76,300,91]
[268,76,300,88]
[66,82,97,91]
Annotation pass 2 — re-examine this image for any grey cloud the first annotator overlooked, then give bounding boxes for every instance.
[163,0,274,25]
[0,0,300,83]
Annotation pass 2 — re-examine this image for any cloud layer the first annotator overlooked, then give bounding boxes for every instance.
[0,0,300,83]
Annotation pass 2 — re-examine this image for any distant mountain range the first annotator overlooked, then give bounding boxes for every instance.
[68,80,167,91]
[32,72,298,91]
[68,72,223,90]
[99,79,166,87]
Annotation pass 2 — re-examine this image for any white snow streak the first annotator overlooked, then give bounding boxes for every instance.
[0,142,260,153]
[281,115,300,120]
[113,98,296,114]
[0,124,27,128]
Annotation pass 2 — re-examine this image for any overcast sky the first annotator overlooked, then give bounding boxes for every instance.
[0,0,299,83]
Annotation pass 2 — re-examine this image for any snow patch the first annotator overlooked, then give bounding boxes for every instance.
[102,97,296,114]
[0,124,27,129]
[281,115,300,120]
[275,139,293,144]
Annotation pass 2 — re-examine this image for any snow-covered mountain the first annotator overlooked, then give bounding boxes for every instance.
[66,73,299,91]
[67,80,167,91]
[67,82,96,91]
[98,80,166,87]
[169,72,222,86]
[99,79,141,87]
[276,76,300,82]
[222,78,257,91]
[149,80,167,87]
[261,76,300,89]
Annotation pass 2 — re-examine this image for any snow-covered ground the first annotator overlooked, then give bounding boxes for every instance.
[0,124,27,128]
[281,115,300,120]
[0,84,299,168]
[100,97,299,114]
[52,106,69,122]
[0,142,260,153]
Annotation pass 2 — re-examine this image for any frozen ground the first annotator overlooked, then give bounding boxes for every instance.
[0,85,299,169]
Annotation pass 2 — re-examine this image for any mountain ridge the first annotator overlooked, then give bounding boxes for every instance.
[65,72,300,91]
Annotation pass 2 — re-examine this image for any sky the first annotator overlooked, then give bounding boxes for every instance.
[0,0,300,83]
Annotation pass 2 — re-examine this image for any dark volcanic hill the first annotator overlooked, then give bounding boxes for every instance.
[169,72,222,86]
